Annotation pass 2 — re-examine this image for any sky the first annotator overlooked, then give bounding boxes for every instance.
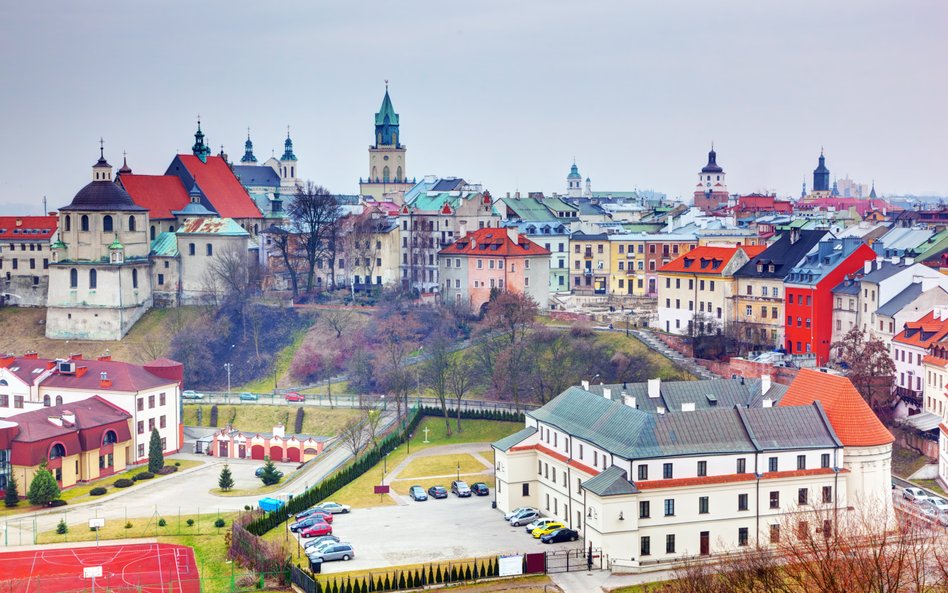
[0,1,945,215]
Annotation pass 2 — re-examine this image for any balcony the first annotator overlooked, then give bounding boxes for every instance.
[583,250,593,259]
[583,269,593,276]
[893,385,922,407]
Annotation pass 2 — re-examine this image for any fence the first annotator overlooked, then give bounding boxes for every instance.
[0,571,289,593]
[184,393,538,413]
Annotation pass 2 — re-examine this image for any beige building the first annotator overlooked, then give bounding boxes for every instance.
[359,87,414,200]
[0,215,58,307]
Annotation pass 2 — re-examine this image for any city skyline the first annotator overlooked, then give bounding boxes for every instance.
[0,0,945,215]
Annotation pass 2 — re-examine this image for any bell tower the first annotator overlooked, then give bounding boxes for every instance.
[360,82,413,200]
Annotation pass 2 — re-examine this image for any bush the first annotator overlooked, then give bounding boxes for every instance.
[209,404,219,428]
[125,521,133,529]
[90,487,107,496]
[186,519,195,527]
[214,518,226,528]
[295,407,305,433]
[244,505,252,511]
[174,461,181,467]
[158,518,167,527]
[133,472,155,481]
[156,466,176,475]
[56,519,68,534]
[114,479,134,488]
[49,499,67,507]
[4,475,19,508]
[27,462,60,506]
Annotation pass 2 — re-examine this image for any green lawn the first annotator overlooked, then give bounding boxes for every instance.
[892,443,930,478]
[237,328,309,393]
[38,511,237,544]
[57,459,205,503]
[398,454,488,480]
[597,332,694,380]
[183,404,360,436]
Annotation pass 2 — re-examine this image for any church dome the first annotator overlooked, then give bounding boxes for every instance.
[700,148,723,174]
[62,180,145,212]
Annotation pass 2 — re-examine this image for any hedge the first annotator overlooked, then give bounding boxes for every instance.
[90,487,107,496]
[133,472,155,481]
[311,557,501,593]
[295,407,305,434]
[113,479,134,488]
[48,499,67,507]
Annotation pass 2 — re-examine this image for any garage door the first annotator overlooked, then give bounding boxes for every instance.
[287,447,301,462]
[250,445,266,460]
[270,446,284,462]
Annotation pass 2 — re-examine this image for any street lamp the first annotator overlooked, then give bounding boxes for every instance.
[224,363,234,400]
[457,461,461,482]
[407,432,413,455]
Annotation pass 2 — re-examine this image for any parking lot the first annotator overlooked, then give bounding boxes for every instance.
[291,494,581,573]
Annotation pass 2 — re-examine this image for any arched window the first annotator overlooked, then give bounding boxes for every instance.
[103,215,113,232]
[89,268,97,289]
[150,225,156,241]
[43,394,51,407]
[396,166,403,181]
[55,395,63,405]
[169,225,175,233]
[69,268,78,288]
[64,215,71,232]
[80,215,89,232]
[103,430,117,445]
[128,216,136,232]
[132,269,138,288]
[383,166,390,183]
[372,166,377,180]
[49,443,66,460]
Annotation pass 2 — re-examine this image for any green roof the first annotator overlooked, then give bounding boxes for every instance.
[492,427,536,452]
[500,197,559,222]
[108,235,124,250]
[150,231,179,257]
[914,229,948,261]
[375,90,399,127]
[582,465,637,496]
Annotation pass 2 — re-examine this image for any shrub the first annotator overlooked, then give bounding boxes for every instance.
[148,428,164,473]
[133,472,155,481]
[210,404,219,427]
[158,518,167,527]
[186,519,195,527]
[156,467,176,475]
[4,475,19,508]
[49,499,67,507]
[174,461,181,467]
[56,519,68,534]
[114,479,134,488]
[214,518,226,528]
[244,505,252,511]
[27,462,60,506]
[125,521,133,529]
[295,407,305,433]
[90,487,107,496]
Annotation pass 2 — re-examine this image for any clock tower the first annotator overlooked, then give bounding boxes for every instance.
[360,83,414,201]
[693,145,729,212]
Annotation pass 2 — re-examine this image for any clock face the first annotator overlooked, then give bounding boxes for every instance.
[384,155,389,161]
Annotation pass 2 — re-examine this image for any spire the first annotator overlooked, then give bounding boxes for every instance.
[700,144,723,173]
[801,178,807,198]
[92,139,112,181]
[241,128,257,163]
[281,125,297,161]
[813,148,830,192]
[831,177,839,197]
[869,180,877,199]
[374,83,401,147]
[118,151,132,175]
[188,178,202,203]
[191,116,211,162]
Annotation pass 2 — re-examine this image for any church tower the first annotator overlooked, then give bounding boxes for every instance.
[192,119,212,163]
[279,127,299,190]
[360,83,414,200]
[46,143,153,340]
[812,149,831,196]
[241,130,257,164]
[566,162,582,198]
[693,145,728,212]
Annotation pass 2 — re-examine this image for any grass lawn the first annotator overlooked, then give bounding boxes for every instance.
[57,459,205,503]
[37,511,237,544]
[390,474,490,495]
[183,404,360,435]
[237,328,309,393]
[892,443,931,478]
[476,449,495,461]
[596,332,693,381]
[915,479,948,497]
[397,454,488,480]
[210,478,285,497]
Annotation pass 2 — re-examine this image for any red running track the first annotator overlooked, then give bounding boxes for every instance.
[0,543,200,593]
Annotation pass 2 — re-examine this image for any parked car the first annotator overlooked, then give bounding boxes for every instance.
[427,486,448,499]
[471,482,489,496]
[239,392,258,401]
[305,539,339,554]
[307,543,355,563]
[525,518,560,534]
[290,515,332,532]
[451,480,472,497]
[921,506,938,522]
[532,521,566,538]
[926,497,948,514]
[300,522,333,538]
[541,528,580,544]
[409,486,428,501]
[181,390,204,400]
[904,487,930,503]
[295,507,329,520]
[315,501,351,514]
[510,509,541,527]
[304,535,340,550]
[938,513,948,528]
[284,392,305,402]
[255,467,285,479]
[505,507,537,521]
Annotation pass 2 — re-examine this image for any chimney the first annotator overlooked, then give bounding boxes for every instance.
[0,355,13,368]
[863,260,873,274]
[23,351,38,359]
[903,256,914,266]
[515,191,521,199]
[98,354,112,362]
[602,388,612,400]
[69,353,83,360]
[581,380,590,391]
[273,424,285,438]
[681,402,696,412]
[762,398,773,408]
[47,416,63,427]
[61,411,76,426]
[623,394,637,409]
[648,378,661,398]
[99,371,112,389]
[506,227,520,244]
[761,374,772,396]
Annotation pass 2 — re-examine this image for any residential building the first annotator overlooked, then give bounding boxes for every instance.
[569,232,611,295]
[892,309,948,413]
[657,245,764,335]
[206,423,328,462]
[732,230,827,349]
[359,86,414,200]
[643,235,698,296]
[438,227,550,311]
[492,370,893,572]
[609,234,697,297]
[783,237,876,363]
[858,259,945,338]
[175,218,253,305]
[508,222,570,293]
[0,215,58,306]
[693,146,729,213]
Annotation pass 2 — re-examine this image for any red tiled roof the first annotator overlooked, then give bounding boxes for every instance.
[118,175,190,220]
[175,155,262,219]
[3,355,179,392]
[0,216,57,241]
[779,369,894,447]
[923,355,948,369]
[658,245,763,274]
[634,467,845,490]
[893,311,948,349]
[439,227,550,257]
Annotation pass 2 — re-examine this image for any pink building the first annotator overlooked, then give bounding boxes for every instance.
[207,424,328,462]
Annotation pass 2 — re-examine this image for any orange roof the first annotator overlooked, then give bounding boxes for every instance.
[118,175,190,220]
[893,311,948,349]
[658,244,763,274]
[923,355,948,369]
[173,155,262,219]
[779,369,894,447]
[440,227,550,257]
[635,467,843,490]
[0,216,57,240]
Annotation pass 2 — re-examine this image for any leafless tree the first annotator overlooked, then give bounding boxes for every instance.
[338,416,368,457]
[422,331,453,436]
[360,401,384,448]
[288,182,340,294]
[447,357,473,433]
[344,212,382,301]
[264,224,301,298]
[321,308,353,339]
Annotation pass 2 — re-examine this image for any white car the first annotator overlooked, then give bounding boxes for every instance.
[926,497,948,513]
[315,502,352,514]
[903,487,930,504]
[182,390,205,400]
[505,507,537,521]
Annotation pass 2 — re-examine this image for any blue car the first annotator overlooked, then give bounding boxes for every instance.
[239,392,257,401]
[290,517,325,532]
[409,485,427,501]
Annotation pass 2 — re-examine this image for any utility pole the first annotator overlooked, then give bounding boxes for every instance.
[224,363,233,399]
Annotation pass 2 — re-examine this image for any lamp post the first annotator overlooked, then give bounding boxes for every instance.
[224,363,234,400]
[407,433,413,455]
[457,461,461,482]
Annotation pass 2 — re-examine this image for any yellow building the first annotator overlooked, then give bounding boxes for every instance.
[609,236,646,296]
[569,232,611,295]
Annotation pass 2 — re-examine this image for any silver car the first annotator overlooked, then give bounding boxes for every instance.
[303,535,340,550]
[308,542,355,562]
[505,506,537,521]
[510,509,540,527]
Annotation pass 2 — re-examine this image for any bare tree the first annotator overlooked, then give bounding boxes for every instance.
[206,244,261,344]
[360,401,384,448]
[422,332,453,436]
[346,212,382,301]
[447,357,473,433]
[264,224,301,298]
[833,327,896,412]
[321,308,353,339]
[338,416,368,457]
[288,182,340,294]
[483,291,539,346]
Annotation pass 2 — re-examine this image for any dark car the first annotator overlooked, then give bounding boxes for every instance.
[471,482,489,496]
[541,528,579,544]
[290,514,333,532]
[427,485,448,499]
[409,486,428,501]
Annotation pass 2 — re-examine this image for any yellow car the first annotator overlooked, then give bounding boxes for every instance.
[532,521,566,538]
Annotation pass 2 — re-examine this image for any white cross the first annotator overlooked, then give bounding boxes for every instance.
[423,426,430,443]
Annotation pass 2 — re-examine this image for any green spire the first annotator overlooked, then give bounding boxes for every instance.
[192,117,211,163]
[108,234,124,250]
[281,126,297,161]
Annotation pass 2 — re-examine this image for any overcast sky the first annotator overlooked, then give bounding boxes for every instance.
[0,1,945,215]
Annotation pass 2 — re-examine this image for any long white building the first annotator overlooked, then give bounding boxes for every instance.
[493,370,893,573]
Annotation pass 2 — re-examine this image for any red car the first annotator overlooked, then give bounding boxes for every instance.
[285,392,305,402]
[300,522,333,538]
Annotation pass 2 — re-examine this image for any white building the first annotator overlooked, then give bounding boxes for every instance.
[492,370,894,573]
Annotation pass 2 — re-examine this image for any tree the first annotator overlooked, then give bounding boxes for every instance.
[483,291,539,346]
[289,182,341,293]
[322,308,353,339]
[218,464,235,492]
[833,327,896,411]
[375,314,421,420]
[56,519,68,535]
[339,416,369,457]
[27,462,59,506]
[448,357,473,433]
[422,331,453,436]
[148,428,164,473]
[4,475,19,507]
[259,457,282,486]
[264,224,301,298]
[345,211,383,302]
[361,403,384,448]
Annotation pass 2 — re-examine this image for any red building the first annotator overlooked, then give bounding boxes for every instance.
[783,237,876,364]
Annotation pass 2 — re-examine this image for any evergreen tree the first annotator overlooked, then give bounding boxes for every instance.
[259,457,282,486]
[148,428,164,473]
[4,475,19,507]
[27,462,60,506]
[397,571,406,589]
[218,464,235,491]
[435,566,442,584]
[450,565,458,582]
[383,574,391,591]
[464,565,472,580]
[56,518,68,534]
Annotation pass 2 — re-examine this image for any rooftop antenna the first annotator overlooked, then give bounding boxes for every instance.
[42,195,47,215]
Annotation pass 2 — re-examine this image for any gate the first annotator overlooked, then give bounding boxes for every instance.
[290,565,317,593]
[545,547,603,573]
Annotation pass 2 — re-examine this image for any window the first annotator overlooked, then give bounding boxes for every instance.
[103,215,113,232]
[798,488,808,505]
[796,455,806,470]
[206,244,213,256]
[665,534,675,554]
[698,496,709,514]
[593,451,598,466]
[137,421,144,434]
[159,415,167,429]
[43,394,50,407]
[639,500,650,518]
[697,460,707,477]
[522,483,529,496]
[137,397,144,411]
[738,493,748,511]
[769,456,778,472]
[70,268,78,288]
[158,273,164,285]
[148,395,155,409]
[738,527,749,547]
[664,499,675,516]
[769,491,779,509]
[663,463,673,479]
[88,268,97,289]
[737,458,746,474]
[132,268,138,289]
[822,486,832,503]
[770,524,780,543]
[188,243,195,256]
[128,215,136,231]
[138,444,145,458]
[81,215,89,232]
[148,418,155,431]
[641,536,651,556]
[13,395,22,408]
[821,453,830,468]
